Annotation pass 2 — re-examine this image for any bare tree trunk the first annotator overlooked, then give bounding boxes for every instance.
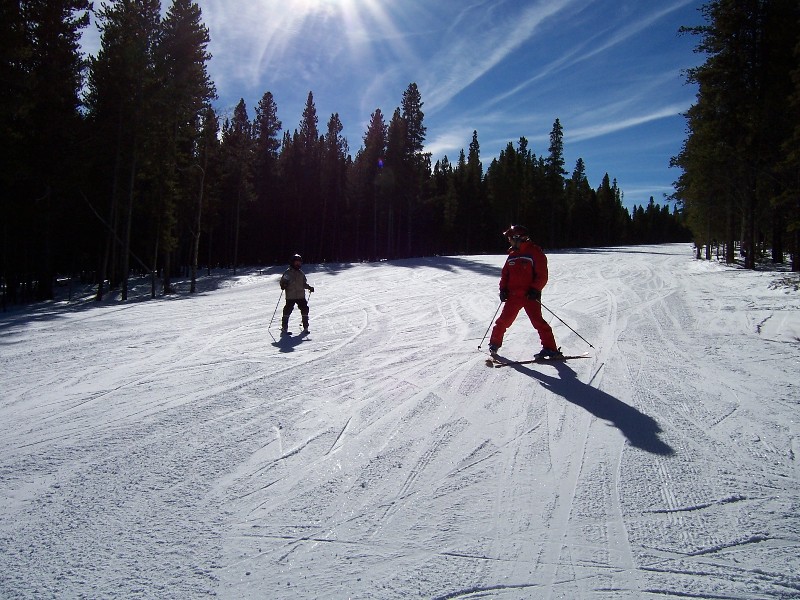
[233,182,241,275]
[163,248,173,294]
[744,192,756,270]
[96,212,113,302]
[725,202,735,264]
[121,147,137,301]
[151,228,159,299]
[96,121,125,302]
[190,163,205,293]
[318,190,327,262]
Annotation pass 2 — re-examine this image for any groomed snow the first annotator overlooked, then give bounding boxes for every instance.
[1,244,798,599]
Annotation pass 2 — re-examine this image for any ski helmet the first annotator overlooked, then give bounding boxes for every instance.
[503,225,529,239]
[291,253,302,263]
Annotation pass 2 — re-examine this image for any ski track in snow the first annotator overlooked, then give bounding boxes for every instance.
[1,245,799,599]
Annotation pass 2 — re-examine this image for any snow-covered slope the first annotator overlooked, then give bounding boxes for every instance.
[1,244,798,599]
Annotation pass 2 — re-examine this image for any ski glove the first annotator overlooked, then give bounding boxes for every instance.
[309,286,315,293]
[526,288,541,301]
[499,289,509,302]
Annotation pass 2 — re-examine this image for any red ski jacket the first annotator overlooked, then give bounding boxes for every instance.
[499,240,549,297]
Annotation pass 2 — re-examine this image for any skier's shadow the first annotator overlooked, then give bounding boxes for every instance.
[271,332,309,353]
[512,361,675,456]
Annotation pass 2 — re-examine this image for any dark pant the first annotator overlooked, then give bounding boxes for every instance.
[282,298,309,329]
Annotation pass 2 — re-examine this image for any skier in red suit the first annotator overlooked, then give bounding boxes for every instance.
[489,225,561,359]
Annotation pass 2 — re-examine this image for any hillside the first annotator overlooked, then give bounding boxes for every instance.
[1,244,798,599]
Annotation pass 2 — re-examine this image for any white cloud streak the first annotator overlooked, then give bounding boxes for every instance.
[568,102,689,142]
[420,0,580,114]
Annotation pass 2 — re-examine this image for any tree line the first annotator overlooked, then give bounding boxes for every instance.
[2,0,690,308]
[672,0,800,270]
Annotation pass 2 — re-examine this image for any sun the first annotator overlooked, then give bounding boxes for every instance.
[223,0,421,98]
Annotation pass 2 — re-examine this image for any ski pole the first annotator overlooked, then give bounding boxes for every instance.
[538,300,594,349]
[478,300,503,350]
[269,289,284,330]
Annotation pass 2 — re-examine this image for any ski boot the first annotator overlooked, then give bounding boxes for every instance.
[535,347,563,360]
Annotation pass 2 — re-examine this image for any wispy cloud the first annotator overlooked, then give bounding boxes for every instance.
[568,103,689,142]
[424,131,471,159]
[616,182,679,207]
[570,0,698,69]
[476,0,698,113]
[421,0,579,114]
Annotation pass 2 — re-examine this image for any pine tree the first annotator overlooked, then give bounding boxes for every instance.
[219,99,254,273]
[565,158,594,247]
[297,91,322,256]
[189,106,219,291]
[451,130,486,252]
[676,0,799,268]
[0,1,27,306]
[320,112,348,260]
[516,137,539,240]
[545,118,567,247]
[486,142,520,233]
[86,0,162,300]
[277,129,300,257]
[253,91,282,261]
[153,0,216,293]
[465,130,485,251]
[355,108,387,260]
[433,156,457,253]
[400,83,428,256]
[0,1,29,189]
[778,25,800,270]
[384,107,406,257]
[595,174,629,245]
[1,0,90,304]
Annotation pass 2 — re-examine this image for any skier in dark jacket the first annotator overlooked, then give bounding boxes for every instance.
[280,254,314,334]
[489,225,561,359]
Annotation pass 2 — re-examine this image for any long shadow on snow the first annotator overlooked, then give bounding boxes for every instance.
[306,255,502,279]
[557,244,689,258]
[2,256,503,331]
[510,361,675,456]
[0,266,283,333]
[0,256,496,333]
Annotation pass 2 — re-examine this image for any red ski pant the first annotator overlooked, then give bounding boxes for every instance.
[489,296,557,350]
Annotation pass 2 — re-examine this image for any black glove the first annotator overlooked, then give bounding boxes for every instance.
[309,286,315,293]
[527,288,541,301]
[499,289,509,302]
[279,280,287,290]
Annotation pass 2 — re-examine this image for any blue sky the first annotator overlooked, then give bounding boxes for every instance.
[84,0,706,213]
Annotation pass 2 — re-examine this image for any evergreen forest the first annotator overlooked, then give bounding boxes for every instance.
[3,0,796,307]
[672,0,800,270]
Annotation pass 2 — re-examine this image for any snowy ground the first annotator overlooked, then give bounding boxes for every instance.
[1,244,799,599]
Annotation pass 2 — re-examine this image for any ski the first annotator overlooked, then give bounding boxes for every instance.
[485,352,590,368]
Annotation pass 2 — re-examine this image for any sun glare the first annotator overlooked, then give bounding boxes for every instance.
[288,0,409,52]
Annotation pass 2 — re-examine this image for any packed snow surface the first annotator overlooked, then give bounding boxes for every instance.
[1,244,799,599]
